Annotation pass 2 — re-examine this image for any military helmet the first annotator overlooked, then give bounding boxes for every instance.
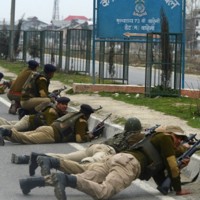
[124,117,142,132]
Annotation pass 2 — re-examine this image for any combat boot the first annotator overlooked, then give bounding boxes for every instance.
[37,156,60,176]
[8,100,20,115]
[0,128,12,146]
[29,152,47,176]
[51,172,77,200]
[11,153,30,164]
[19,177,45,195]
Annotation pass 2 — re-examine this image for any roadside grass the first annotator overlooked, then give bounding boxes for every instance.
[0,60,200,129]
[99,92,200,129]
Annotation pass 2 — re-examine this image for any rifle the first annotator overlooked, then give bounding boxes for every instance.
[144,124,160,136]
[49,86,67,99]
[92,113,112,138]
[93,105,103,112]
[157,135,200,195]
[182,133,197,145]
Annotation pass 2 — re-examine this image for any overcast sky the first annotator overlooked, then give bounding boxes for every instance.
[0,0,94,24]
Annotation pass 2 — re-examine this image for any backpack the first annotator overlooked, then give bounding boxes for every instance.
[52,112,84,142]
[21,71,42,98]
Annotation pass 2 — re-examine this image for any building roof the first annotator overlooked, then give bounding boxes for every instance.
[64,15,88,21]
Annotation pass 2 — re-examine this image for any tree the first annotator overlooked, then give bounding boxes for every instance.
[160,8,172,89]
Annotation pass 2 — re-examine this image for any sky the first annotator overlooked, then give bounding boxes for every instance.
[0,0,94,24]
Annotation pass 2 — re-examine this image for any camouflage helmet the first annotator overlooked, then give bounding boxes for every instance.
[124,117,142,133]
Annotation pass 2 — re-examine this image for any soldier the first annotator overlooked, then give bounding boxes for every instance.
[7,60,39,114]
[11,118,144,172]
[0,104,95,146]
[19,125,191,199]
[19,63,57,114]
[0,72,11,94]
[0,96,70,132]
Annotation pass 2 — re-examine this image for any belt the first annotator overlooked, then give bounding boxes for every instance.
[8,90,22,96]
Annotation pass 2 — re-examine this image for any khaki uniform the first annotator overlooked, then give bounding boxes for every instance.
[46,131,144,163]
[44,133,183,199]
[4,112,90,144]
[45,153,141,200]
[0,117,17,128]
[20,73,51,111]
[46,144,116,163]
[7,68,33,102]
[0,104,65,131]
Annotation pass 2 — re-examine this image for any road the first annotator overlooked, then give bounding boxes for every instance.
[0,94,199,200]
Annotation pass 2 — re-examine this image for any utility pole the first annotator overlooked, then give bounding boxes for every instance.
[9,0,15,61]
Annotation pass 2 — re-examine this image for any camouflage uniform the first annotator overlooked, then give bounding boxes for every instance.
[46,130,145,163]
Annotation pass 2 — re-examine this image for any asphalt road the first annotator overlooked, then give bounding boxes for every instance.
[0,94,199,200]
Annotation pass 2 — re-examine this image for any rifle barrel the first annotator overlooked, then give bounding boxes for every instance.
[101,113,112,123]
[94,106,102,112]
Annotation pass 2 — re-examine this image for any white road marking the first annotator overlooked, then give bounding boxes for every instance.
[0,97,11,107]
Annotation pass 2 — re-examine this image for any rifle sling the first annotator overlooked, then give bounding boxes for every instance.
[181,169,200,185]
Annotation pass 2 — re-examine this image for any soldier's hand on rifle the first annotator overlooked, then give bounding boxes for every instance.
[176,188,191,195]
[179,157,190,169]
[92,122,104,138]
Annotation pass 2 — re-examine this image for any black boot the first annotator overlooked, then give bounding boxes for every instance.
[29,152,47,176]
[19,176,45,195]
[11,153,30,164]
[0,128,12,146]
[37,156,60,176]
[8,100,20,115]
[52,173,77,200]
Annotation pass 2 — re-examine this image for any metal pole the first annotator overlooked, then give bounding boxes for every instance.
[181,0,186,89]
[9,0,15,61]
[92,0,96,84]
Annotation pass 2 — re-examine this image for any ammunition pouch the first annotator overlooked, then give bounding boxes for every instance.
[32,113,47,128]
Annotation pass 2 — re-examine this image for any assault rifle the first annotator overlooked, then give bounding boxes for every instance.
[183,133,197,145]
[144,124,160,136]
[157,134,200,195]
[92,113,112,138]
[93,106,103,112]
[49,86,67,99]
